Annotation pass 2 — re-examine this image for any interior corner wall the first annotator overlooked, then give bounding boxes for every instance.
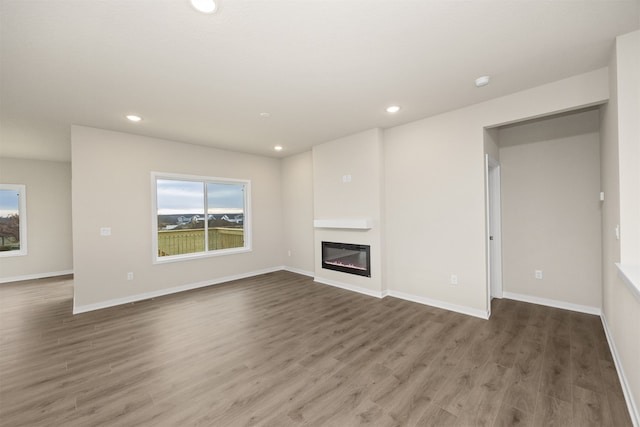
[383,67,609,316]
[71,126,283,310]
[498,110,602,310]
[281,151,315,275]
[0,158,73,281]
[600,30,640,425]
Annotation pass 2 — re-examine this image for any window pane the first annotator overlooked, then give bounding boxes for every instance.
[157,180,205,257]
[207,183,244,251]
[152,174,250,262]
[0,189,21,252]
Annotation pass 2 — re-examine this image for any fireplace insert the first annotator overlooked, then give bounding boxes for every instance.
[321,241,371,277]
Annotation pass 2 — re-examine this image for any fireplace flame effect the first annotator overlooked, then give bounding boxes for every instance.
[324,260,367,271]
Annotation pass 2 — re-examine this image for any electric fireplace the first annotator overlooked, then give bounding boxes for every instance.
[321,241,371,277]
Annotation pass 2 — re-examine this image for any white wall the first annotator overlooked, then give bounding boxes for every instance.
[384,68,609,317]
[0,158,73,281]
[71,126,283,310]
[601,30,640,425]
[281,151,315,275]
[312,129,385,295]
[499,110,602,310]
[616,31,640,266]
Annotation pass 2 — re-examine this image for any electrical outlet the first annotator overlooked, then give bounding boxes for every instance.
[127,272,134,281]
[450,274,458,285]
[287,250,291,257]
[535,270,543,280]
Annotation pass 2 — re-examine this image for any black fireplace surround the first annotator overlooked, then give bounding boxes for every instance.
[321,241,371,277]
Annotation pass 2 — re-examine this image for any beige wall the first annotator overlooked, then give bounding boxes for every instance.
[616,31,640,266]
[0,158,73,281]
[601,30,640,424]
[384,111,488,313]
[483,128,500,161]
[499,110,602,309]
[71,126,283,309]
[312,129,385,294]
[281,151,315,275]
[384,68,609,317]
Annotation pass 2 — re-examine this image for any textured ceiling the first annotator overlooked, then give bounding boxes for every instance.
[1,0,638,162]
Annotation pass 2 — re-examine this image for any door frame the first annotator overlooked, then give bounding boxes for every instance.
[485,155,503,314]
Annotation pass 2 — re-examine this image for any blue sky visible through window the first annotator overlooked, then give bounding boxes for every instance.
[157,179,244,215]
[157,180,204,215]
[207,183,244,215]
[0,189,19,217]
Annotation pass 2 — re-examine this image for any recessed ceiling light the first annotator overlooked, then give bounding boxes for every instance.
[386,105,401,113]
[259,112,271,118]
[274,145,283,151]
[126,115,142,122]
[190,0,217,14]
[475,75,490,88]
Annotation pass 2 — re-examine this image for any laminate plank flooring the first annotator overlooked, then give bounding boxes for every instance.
[0,271,633,426]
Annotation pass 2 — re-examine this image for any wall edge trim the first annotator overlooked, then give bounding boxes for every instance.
[282,266,314,277]
[387,289,490,320]
[601,312,640,427]
[0,270,74,284]
[502,291,601,315]
[72,266,282,314]
[313,276,384,299]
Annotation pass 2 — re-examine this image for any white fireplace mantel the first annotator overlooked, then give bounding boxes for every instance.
[313,218,373,230]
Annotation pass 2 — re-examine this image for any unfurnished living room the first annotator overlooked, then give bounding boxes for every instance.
[0,1,639,426]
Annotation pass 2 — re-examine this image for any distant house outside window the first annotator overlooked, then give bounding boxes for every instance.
[152,173,251,263]
[0,184,27,257]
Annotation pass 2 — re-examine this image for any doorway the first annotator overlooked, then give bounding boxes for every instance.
[486,155,503,308]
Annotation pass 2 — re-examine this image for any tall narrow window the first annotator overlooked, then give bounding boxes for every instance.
[152,173,250,262]
[0,184,27,257]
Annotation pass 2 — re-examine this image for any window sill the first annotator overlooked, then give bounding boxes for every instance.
[0,250,27,258]
[154,247,251,264]
[616,263,640,301]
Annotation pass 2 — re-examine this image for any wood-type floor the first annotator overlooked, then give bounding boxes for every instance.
[0,271,632,426]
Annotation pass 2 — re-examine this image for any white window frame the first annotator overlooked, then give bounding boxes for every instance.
[151,172,251,264]
[0,184,27,257]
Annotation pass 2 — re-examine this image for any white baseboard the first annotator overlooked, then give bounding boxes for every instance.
[0,270,74,284]
[311,277,488,319]
[387,290,490,320]
[313,276,385,299]
[73,266,282,314]
[601,313,640,427]
[282,266,314,278]
[502,291,601,316]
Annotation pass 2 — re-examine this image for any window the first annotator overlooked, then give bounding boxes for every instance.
[0,184,27,257]
[152,173,250,262]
